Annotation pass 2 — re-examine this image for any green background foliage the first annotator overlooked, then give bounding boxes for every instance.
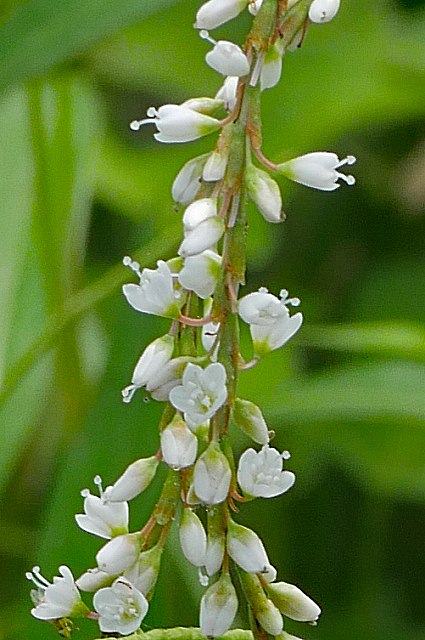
[0,0,424,638]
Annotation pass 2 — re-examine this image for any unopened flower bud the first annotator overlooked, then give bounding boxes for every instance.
[203,148,229,181]
[106,456,159,502]
[309,0,340,23]
[180,97,224,115]
[205,532,225,577]
[193,441,231,505]
[200,573,238,637]
[96,533,141,575]
[183,198,218,232]
[148,356,197,402]
[178,250,222,299]
[178,216,225,258]
[124,544,163,595]
[261,40,284,91]
[172,154,209,205]
[246,165,283,223]
[266,582,321,622]
[161,415,198,470]
[233,398,270,445]
[121,334,175,403]
[227,520,270,573]
[239,571,283,636]
[76,568,113,592]
[195,0,248,30]
[179,509,207,567]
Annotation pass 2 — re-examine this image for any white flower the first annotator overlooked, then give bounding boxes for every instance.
[179,509,207,567]
[202,317,220,358]
[130,104,221,143]
[215,76,239,112]
[75,476,129,539]
[193,441,232,505]
[96,534,141,575]
[161,416,198,469]
[266,582,321,623]
[124,545,162,595]
[122,259,184,319]
[227,520,271,573]
[250,311,303,356]
[169,362,227,426]
[201,31,250,77]
[178,216,225,258]
[205,531,225,576]
[260,40,284,90]
[105,456,159,502]
[277,152,356,191]
[200,573,238,638]
[27,565,87,620]
[203,147,229,181]
[237,446,295,498]
[233,398,270,445]
[93,577,148,635]
[246,165,283,223]
[239,287,300,325]
[178,250,222,299]
[183,197,218,231]
[172,154,209,205]
[309,0,340,23]
[239,288,303,356]
[76,568,113,592]
[195,0,248,30]
[180,96,224,115]
[121,334,175,403]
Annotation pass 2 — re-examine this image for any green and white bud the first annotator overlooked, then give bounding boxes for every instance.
[124,544,163,596]
[246,165,283,223]
[96,533,141,575]
[233,398,270,445]
[193,441,231,505]
[105,456,159,502]
[200,573,238,637]
[266,582,321,623]
[227,520,271,573]
[179,509,207,567]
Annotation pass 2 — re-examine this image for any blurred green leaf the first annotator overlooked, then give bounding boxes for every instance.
[0,0,181,93]
[262,362,425,424]
[299,321,425,361]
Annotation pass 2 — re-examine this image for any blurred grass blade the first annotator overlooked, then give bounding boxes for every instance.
[0,231,179,409]
[0,0,181,93]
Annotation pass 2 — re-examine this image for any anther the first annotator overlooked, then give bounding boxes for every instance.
[199,30,217,46]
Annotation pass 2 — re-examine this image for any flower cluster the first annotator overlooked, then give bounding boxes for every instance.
[28,0,353,638]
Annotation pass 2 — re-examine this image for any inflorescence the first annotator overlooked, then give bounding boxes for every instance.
[28,0,354,638]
